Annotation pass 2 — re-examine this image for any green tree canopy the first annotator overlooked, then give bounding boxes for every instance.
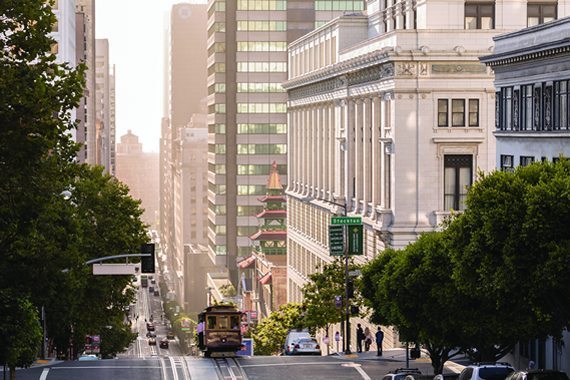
[251,303,304,355]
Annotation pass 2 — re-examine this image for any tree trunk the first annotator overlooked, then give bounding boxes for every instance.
[9,366,15,380]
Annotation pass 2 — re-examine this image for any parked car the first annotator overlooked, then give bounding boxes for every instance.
[154,290,159,296]
[166,331,175,340]
[149,286,154,293]
[283,329,311,355]
[159,338,169,349]
[458,363,514,380]
[78,354,99,361]
[290,337,321,356]
[382,368,423,380]
[146,331,156,338]
[148,337,157,346]
[506,370,570,380]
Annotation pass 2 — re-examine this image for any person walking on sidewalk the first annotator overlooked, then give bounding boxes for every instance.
[375,327,384,356]
[356,324,365,353]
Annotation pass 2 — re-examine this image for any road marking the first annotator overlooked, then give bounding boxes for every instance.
[239,361,335,368]
[169,356,180,380]
[354,365,372,380]
[160,357,169,380]
[39,368,50,380]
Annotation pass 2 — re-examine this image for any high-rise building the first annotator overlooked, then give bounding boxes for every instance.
[159,2,209,312]
[115,131,159,229]
[284,0,570,350]
[95,38,114,175]
[75,0,96,165]
[206,0,366,286]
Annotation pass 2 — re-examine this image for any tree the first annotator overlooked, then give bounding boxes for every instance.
[302,258,363,339]
[447,159,570,361]
[251,303,304,355]
[0,291,43,380]
[361,234,465,374]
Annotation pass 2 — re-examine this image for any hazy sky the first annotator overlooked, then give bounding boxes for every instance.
[96,0,206,153]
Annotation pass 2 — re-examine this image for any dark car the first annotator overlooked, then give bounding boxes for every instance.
[149,286,154,293]
[506,370,570,380]
[146,331,156,338]
[159,339,169,349]
[166,331,175,340]
[148,337,157,346]
[154,290,159,296]
[146,323,155,331]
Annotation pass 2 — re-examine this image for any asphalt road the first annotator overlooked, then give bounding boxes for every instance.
[15,354,434,380]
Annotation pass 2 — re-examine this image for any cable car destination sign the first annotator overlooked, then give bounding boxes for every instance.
[329,216,363,256]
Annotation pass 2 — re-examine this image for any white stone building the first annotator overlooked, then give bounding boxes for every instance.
[284,0,570,351]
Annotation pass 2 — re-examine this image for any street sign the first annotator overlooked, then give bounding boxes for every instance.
[92,263,139,275]
[329,224,344,256]
[331,216,362,225]
[348,224,363,255]
[348,270,362,277]
[334,295,342,308]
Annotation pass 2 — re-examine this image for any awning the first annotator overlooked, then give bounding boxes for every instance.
[250,230,287,241]
[237,256,256,269]
[259,272,272,285]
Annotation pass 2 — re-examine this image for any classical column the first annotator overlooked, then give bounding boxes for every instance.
[346,98,356,212]
[362,97,372,216]
[334,99,345,201]
[288,107,295,192]
[328,102,335,201]
[354,98,364,213]
[371,96,381,215]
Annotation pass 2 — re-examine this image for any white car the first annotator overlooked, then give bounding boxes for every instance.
[78,354,98,361]
[457,362,515,380]
[283,330,311,355]
[290,337,321,356]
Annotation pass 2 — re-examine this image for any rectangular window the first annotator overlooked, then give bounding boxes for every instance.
[500,155,514,172]
[444,155,473,211]
[465,3,495,29]
[521,85,533,131]
[554,80,569,130]
[527,3,557,26]
[502,87,513,131]
[520,156,535,167]
[468,99,479,127]
[452,99,465,127]
[438,99,449,127]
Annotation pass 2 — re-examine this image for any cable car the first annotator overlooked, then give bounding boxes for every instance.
[197,304,242,357]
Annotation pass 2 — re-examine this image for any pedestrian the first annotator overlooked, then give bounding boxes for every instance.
[364,327,373,351]
[375,326,384,356]
[356,324,365,353]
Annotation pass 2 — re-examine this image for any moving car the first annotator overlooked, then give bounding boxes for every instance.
[147,323,155,331]
[146,331,156,338]
[166,331,175,339]
[78,354,98,361]
[148,337,157,346]
[290,337,321,356]
[154,290,159,296]
[159,338,169,349]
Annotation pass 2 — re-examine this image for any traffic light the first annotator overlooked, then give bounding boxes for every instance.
[140,243,155,274]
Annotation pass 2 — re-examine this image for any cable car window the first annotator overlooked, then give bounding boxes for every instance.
[218,316,229,329]
[231,316,240,329]
[207,316,216,329]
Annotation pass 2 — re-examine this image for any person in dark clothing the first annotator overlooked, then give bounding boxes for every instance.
[375,327,384,356]
[356,324,365,353]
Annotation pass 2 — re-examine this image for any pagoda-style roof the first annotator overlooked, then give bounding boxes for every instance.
[250,230,287,241]
[256,210,287,218]
[237,255,256,269]
[257,195,286,203]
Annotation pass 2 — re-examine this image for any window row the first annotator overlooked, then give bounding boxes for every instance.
[438,99,479,127]
[314,1,365,11]
[237,144,287,155]
[237,21,287,31]
[237,82,285,93]
[208,123,226,134]
[238,164,287,175]
[237,123,286,134]
[237,0,286,11]
[237,41,287,52]
[238,185,267,195]
[237,103,287,113]
[208,182,226,195]
[208,144,226,154]
[464,2,557,29]
[500,155,563,171]
[237,62,287,72]
[497,80,570,132]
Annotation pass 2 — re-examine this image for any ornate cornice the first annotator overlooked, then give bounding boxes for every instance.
[481,38,570,67]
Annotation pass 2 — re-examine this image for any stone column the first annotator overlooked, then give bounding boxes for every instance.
[362,97,372,216]
[371,96,381,215]
[354,98,364,213]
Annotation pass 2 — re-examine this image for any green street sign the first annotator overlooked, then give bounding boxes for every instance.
[348,224,363,255]
[331,216,362,225]
[329,224,344,256]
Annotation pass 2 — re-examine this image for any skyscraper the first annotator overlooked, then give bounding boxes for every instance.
[206,0,366,285]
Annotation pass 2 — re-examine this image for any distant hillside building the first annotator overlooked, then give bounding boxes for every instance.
[115,130,159,229]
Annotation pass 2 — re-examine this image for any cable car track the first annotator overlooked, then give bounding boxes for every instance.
[214,357,247,380]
